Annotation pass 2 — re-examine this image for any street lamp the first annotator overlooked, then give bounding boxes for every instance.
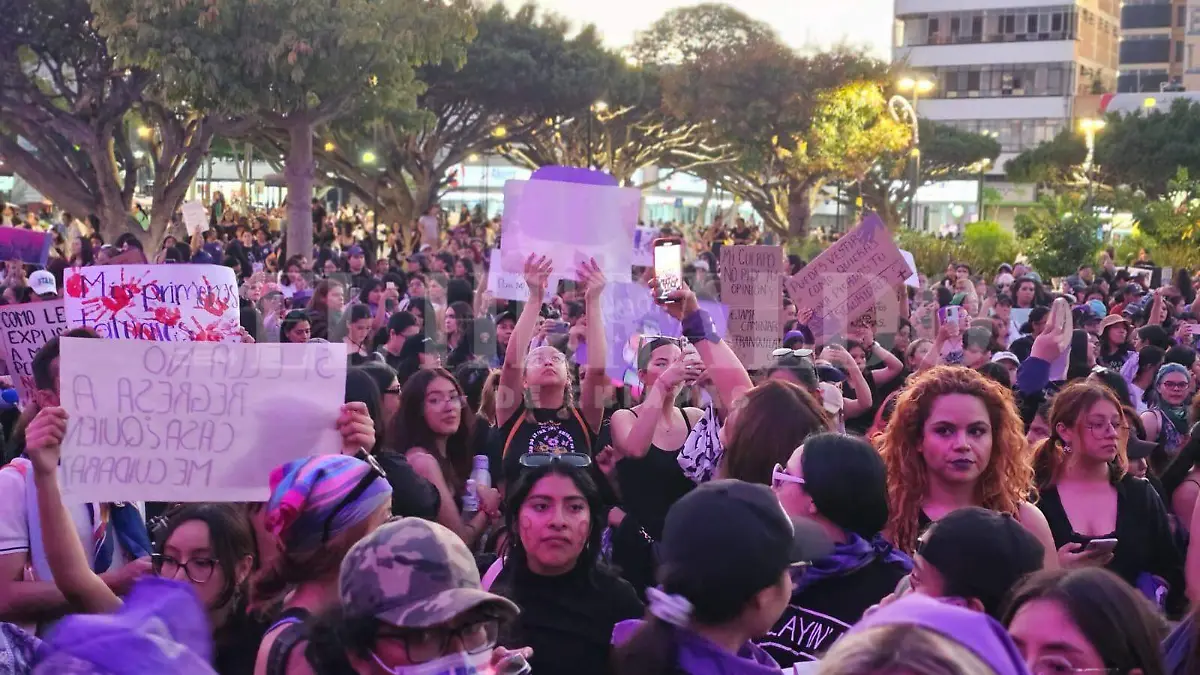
[136,126,152,140]
[1079,117,1106,212]
[323,141,336,152]
[491,126,508,139]
[587,100,608,170]
[361,150,377,165]
[893,76,934,229]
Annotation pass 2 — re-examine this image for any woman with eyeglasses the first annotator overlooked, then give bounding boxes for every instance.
[760,433,912,668]
[1005,568,1167,675]
[878,366,1058,565]
[485,458,643,675]
[1142,363,1194,458]
[1032,382,1184,614]
[389,367,500,548]
[251,454,393,675]
[495,256,608,490]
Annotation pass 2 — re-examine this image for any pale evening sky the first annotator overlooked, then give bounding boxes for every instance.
[500,0,894,58]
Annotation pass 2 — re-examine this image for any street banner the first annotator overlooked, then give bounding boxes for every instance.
[64,264,240,341]
[57,338,347,502]
[0,299,68,402]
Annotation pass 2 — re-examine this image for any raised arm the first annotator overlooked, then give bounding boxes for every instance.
[869,340,906,386]
[497,255,552,426]
[660,282,753,417]
[27,408,121,613]
[577,258,609,431]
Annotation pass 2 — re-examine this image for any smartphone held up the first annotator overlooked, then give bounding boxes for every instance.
[653,237,683,303]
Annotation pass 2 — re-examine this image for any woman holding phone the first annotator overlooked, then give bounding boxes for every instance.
[1032,381,1185,615]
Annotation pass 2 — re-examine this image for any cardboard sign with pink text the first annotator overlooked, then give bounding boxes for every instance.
[64,265,241,341]
[0,299,68,402]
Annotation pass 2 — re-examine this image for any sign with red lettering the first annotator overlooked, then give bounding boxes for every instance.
[57,338,347,502]
[0,299,68,403]
[784,214,909,341]
[63,264,241,341]
[720,245,783,368]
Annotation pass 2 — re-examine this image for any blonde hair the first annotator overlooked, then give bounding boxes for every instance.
[877,366,1033,554]
[820,624,998,675]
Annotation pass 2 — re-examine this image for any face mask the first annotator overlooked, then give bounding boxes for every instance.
[371,650,492,675]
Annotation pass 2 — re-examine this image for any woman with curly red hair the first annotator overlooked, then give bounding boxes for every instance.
[877,366,1057,566]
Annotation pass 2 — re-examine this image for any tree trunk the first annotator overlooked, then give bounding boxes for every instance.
[285,121,315,264]
[98,202,134,245]
[786,177,824,240]
[695,182,713,227]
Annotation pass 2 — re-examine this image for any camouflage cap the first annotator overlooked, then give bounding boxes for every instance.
[339,517,519,628]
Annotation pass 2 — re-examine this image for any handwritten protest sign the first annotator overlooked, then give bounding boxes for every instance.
[784,214,909,342]
[502,177,639,278]
[58,338,347,502]
[899,250,920,288]
[632,226,658,268]
[64,264,240,341]
[182,201,208,237]
[0,228,52,266]
[720,246,784,368]
[0,299,68,402]
[486,250,556,302]
[600,281,728,383]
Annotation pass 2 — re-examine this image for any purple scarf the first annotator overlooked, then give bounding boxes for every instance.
[791,532,912,594]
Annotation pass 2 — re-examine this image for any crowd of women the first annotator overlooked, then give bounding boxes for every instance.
[0,203,1199,675]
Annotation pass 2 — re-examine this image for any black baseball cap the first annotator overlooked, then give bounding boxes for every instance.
[1127,436,1156,461]
[917,507,1044,618]
[660,480,832,599]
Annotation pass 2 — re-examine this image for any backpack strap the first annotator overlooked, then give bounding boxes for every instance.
[570,406,594,449]
[266,620,309,675]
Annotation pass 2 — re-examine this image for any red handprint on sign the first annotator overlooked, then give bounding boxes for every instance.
[154,307,182,327]
[198,276,230,317]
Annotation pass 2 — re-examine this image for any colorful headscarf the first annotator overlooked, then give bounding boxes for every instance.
[266,455,392,554]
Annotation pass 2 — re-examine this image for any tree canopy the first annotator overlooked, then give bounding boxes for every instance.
[630,3,776,66]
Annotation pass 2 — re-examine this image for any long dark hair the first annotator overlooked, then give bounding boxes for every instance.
[389,367,474,495]
[1002,568,1166,675]
[498,462,605,577]
[156,503,255,611]
[721,380,831,486]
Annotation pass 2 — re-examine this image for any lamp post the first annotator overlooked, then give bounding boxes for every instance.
[895,76,934,230]
[975,130,998,222]
[362,150,380,234]
[1079,117,1106,213]
[587,100,608,169]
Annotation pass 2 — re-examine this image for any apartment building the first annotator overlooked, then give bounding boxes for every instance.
[894,0,1120,173]
[1118,0,1188,92]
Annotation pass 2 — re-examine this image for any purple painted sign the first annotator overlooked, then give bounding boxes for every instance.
[0,227,52,266]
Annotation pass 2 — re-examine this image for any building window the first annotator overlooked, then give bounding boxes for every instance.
[924,62,1072,98]
[1179,3,1187,27]
[1177,40,1185,64]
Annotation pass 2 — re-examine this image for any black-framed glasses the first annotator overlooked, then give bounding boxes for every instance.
[383,386,401,396]
[151,553,217,583]
[772,348,814,359]
[322,452,386,542]
[375,617,499,664]
[518,452,593,469]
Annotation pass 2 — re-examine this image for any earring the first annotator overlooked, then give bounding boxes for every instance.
[1063,442,1072,454]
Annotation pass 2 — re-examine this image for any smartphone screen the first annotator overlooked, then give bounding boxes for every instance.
[654,239,683,298]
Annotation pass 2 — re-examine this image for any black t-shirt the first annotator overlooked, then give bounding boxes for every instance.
[498,404,595,489]
[213,606,270,675]
[375,450,441,521]
[759,557,909,666]
[493,561,644,675]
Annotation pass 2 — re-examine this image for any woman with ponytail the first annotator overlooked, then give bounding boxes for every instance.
[1032,381,1185,615]
[611,480,830,675]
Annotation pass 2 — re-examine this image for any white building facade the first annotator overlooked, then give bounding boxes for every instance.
[893,0,1120,173]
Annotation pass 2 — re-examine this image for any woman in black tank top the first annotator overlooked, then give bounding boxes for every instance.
[496,256,609,488]
[608,337,705,540]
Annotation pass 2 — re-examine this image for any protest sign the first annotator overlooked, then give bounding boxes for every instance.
[57,338,347,502]
[783,214,910,341]
[502,176,639,278]
[486,249,555,302]
[64,264,241,341]
[899,250,920,288]
[632,226,658,268]
[720,246,784,368]
[107,248,149,265]
[0,228,52,266]
[599,281,726,384]
[182,201,208,236]
[0,299,68,402]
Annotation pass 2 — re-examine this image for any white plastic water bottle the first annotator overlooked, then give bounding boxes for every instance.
[462,479,479,518]
[471,455,492,491]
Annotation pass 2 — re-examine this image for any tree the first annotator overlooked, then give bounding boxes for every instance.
[92,0,475,260]
[631,3,777,66]
[1014,193,1103,278]
[664,42,910,239]
[1004,129,1087,186]
[1093,99,1200,197]
[847,119,1000,229]
[0,0,218,246]
[959,220,1018,276]
[292,2,618,229]
[500,63,733,187]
